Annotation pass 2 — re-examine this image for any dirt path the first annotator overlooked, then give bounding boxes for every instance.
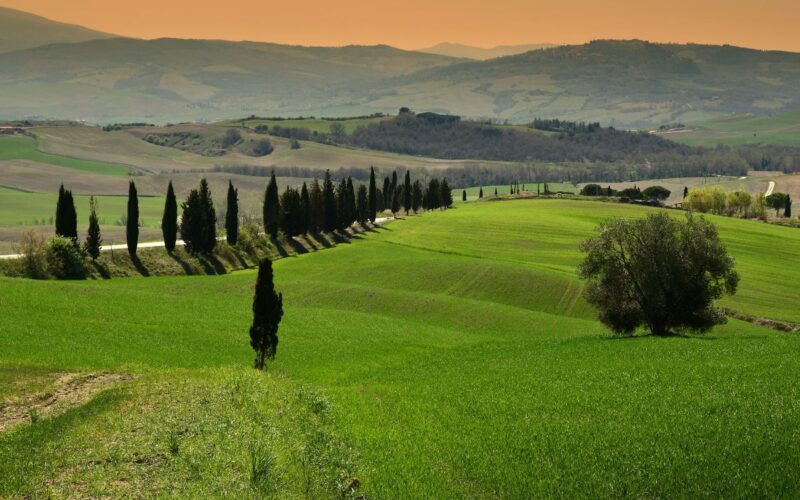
[0,372,132,432]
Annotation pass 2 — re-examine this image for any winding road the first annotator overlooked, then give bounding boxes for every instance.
[765,181,776,197]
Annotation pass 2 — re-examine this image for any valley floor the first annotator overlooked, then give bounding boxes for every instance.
[2,199,800,497]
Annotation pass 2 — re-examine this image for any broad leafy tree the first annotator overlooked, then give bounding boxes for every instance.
[579,212,739,337]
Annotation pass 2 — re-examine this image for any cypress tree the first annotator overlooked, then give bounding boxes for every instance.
[368,166,377,223]
[309,178,324,233]
[300,182,310,234]
[440,179,453,208]
[180,188,201,254]
[85,196,102,261]
[412,180,423,213]
[376,188,385,212]
[494,187,498,196]
[356,184,369,224]
[684,186,689,198]
[162,181,178,253]
[336,178,349,230]
[346,177,357,226]
[250,258,283,371]
[382,177,391,212]
[479,187,483,199]
[462,190,467,202]
[510,183,514,195]
[322,170,337,232]
[785,195,792,218]
[280,187,301,237]
[65,190,77,240]
[127,180,139,256]
[403,171,412,215]
[55,184,65,236]
[198,178,216,253]
[226,180,239,245]
[391,171,398,199]
[263,172,280,238]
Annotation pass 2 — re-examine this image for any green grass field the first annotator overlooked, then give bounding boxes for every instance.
[3,199,800,497]
[226,116,388,134]
[0,136,131,176]
[660,109,800,147]
[0,186,165,227]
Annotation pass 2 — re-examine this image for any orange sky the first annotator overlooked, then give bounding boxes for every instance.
[3,0,799,51]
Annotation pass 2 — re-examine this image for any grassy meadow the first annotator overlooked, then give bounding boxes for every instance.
[3,199,800,497]
[660,109,800,147]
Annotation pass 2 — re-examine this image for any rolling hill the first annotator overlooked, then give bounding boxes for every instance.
[418,42,556,60]
[0,6,114,54]
[657,109,800,147]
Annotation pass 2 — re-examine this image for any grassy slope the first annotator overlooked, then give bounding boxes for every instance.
[2,200,800,496]
[0,136,130,176]
[225,116,389,134]
[661,109,800,147]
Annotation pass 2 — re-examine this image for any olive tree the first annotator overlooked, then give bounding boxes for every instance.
[579,212,739,337]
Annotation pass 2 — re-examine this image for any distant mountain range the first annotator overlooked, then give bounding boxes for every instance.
[1,7,799,126]
[418,42,556,60]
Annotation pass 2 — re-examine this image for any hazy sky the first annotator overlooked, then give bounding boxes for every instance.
[3,0,799,51]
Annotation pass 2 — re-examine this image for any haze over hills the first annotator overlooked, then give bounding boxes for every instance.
[0,6,115,54]
[419,42,556,60]
[1,7,800,126]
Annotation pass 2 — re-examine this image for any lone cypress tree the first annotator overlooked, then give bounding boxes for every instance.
[250,258,283,371]
[127,180,139,257]
[684,186,689,198]
[162,181,178,253]
[403,171,412,215]
[462,190,467,202]
[785,195,792,218]
[479,187,483,199]
[263,172,280,238]
[322,170,337,232]
[85,196,102,261]
[226,180,239,245]
[368,166,377,223]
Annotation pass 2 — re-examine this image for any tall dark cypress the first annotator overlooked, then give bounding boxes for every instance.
[412,180,423,213]
[309,178,323,233]
[264,172,280,238]
[198,178,216,253]
[785,195,792,218]
[346,177,356,226]
[684,186,689,198]
[368,166,377,223]
[85,196,102,261]
[335,178,348,230]
[127,180,139,256]
[322,170,337,232]
[162,181,178,253]
[65,190,77,240]
[382,177,391,212]
[356,184,368,224]
[300,182,310,235]
[403,171,412,215]
[226,180,239,245]
[441,178,453,208]
[55,184,66,236]
[462,190,467,202]
[250,258,283,371]
[479,187,483,199]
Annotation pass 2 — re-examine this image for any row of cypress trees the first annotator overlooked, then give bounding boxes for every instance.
[54,168,454,260]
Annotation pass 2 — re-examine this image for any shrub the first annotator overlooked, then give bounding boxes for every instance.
[46,237,88,280]
[580,184,604,196]
[222,128,242,148]
[642,185,671,201]
[13,230,49,279]
[250,139,273,157]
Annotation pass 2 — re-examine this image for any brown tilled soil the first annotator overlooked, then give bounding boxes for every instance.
[0,372,133,432]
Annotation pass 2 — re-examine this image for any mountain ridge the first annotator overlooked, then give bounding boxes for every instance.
[0,6,116,53]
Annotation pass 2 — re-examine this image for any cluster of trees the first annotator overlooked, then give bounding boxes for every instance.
[682,187,785,219]
[530,119,601,133]
[262,168,453,237]
[580,184,671,201]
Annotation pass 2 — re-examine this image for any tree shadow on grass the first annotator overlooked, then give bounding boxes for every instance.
[197,253,226,275]
[130,254,150,277]
[307,233,332,249]
[91,261,111,279]
[269,237,289,258]
[168,252,195,275]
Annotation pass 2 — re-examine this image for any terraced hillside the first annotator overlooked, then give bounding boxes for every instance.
[2,200,800,497]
